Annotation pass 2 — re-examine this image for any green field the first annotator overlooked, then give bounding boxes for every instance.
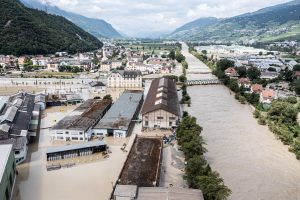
[123,43,180,56]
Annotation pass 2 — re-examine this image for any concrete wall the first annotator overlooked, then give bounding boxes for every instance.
[142,109,179,129]
[0,149,16,200]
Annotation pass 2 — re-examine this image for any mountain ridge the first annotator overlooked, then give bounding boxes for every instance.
[168,0,300,42]
[0,0,103,55]
[21,0,122,38]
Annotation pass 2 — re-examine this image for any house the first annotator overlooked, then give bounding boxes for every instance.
[46,62,60,72]
[141,78,180,129]
[93,90,143,138]
[260,89,276,104]
[50,99,112,142]
[225,67,238,78]
[251,84,263,94]
[111,60,123,69]
[238,78,251,89]
[0,144,16,200]
[107,70,142,88]
[88,81,106,93]
[100,61,112,72]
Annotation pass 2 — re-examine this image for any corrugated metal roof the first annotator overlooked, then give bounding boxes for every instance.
[137,187,204,200]
[94,90,143,131]
[46,140,107,154]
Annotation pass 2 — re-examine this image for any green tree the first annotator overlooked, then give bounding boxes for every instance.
[237,66,247,77]
[103,94,112,100]
[247,67,261,81]
[195,171,232,200]
[216,59,234,71]
[293,64,300,71]
[168,50,176,60]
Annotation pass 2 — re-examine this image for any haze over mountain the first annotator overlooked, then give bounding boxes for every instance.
[0,0,102,56]
[167,0,300,42]
[21,0,122,39]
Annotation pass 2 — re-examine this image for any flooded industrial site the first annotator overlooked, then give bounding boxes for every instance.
[181,42,300,200]
[13,106,137,200]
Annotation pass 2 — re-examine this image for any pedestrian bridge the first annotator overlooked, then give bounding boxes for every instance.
[185,79,221,86]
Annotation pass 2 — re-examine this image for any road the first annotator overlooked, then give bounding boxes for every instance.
[181,42,300,200]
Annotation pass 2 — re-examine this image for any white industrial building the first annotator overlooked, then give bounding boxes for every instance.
[93,90,143,138]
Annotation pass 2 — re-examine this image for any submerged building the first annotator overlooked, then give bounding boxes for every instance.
[51,99,112,142]
[93,90,143,138]
[0,144,16,200]
[0,92,45,164]
[141,78,180,129]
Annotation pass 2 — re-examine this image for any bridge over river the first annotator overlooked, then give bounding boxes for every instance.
[185,79,221,86]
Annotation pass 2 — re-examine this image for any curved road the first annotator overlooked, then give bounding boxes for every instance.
[181,42,300,200]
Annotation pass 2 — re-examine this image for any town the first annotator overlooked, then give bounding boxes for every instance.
[2,0,300,200]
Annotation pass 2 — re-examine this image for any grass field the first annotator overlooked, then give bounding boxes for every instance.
[123,43,180,56]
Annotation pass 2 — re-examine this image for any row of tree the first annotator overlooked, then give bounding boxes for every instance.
[176,113,231,200]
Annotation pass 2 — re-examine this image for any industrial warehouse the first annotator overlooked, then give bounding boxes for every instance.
[0,92,45,164]
[46,140,107,161]
[93,90,143,138]
[141,77,181,129]
[51,99,112,141]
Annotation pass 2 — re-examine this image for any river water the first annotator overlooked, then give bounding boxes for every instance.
[181,43,300,200]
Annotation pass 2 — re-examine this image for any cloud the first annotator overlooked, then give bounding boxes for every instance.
[46,0,292,37]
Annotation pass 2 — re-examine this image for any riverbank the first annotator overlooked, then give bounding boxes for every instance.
[181,42,300,200]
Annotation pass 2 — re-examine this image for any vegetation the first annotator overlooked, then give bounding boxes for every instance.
[177,114,231,200]
[103,94,112,101]
[0,0,102,55]
[59,66,83,73]
[168,1,300,42]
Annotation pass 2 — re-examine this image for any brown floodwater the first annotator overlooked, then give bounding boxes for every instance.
[181,42,300,200]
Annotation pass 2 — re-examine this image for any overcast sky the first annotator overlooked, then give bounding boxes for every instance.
[45,0,292,37]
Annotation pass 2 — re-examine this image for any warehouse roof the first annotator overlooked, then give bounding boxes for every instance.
[94,90,143,131]
[52,99,112,132]
[137,187,204,200]
[0,144,13,182]
[114,185,138,199]
[141,78,180,116]
[46,140,107,154]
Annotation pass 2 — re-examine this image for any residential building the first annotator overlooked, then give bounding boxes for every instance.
[46,61,60,72]
[88,81,106,93]
[93,90,143,138]
[100,61,112,72]
[225,67,238,78]
[251,84,263,94]
[0,144,16,200]
[260,89,276,104]
[141,78,180,129]
[238,78,251,89]
[107,70,142,88]
[51,99,112,142]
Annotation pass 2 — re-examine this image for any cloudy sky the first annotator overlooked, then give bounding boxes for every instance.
[45,0,291,37]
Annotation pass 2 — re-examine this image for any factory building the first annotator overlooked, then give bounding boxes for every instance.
[46,140,107,161]
[93,90,143,138]
[0,144,16,200]
[0,92,45,164]
[141,78,181,129]
[51,99,112,142]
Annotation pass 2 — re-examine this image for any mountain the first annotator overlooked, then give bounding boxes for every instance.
[0,0,102,55]
[170,17,219,35]
[21,0,122,38]
[168,0,300,42]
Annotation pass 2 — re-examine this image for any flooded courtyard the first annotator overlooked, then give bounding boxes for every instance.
[13,106,138,200]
